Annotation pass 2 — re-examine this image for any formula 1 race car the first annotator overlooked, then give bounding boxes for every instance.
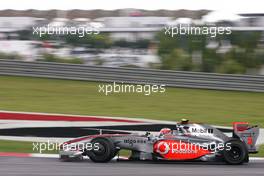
[59,121,259,165]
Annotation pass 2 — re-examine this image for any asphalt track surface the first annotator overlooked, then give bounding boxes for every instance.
[0,157,264,176]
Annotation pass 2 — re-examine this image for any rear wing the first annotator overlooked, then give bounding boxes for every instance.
[233,122,259,153]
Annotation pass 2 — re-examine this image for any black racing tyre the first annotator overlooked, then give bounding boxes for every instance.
[223,139,248,165]
[87,137,116,163]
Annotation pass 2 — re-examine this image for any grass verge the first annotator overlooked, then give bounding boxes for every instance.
[0,140,57,154]
[0,76,264,127]
[254,144,264,157]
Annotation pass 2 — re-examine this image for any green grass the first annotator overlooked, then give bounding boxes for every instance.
[257,144,264,157]
[119,149,131,157]
[0,75,264,127]
[0,140,57,154]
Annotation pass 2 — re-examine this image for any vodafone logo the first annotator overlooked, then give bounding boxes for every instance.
[154,140,212,160]
[156,141,170,155]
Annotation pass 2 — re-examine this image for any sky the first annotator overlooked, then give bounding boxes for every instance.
[0,0,263,14]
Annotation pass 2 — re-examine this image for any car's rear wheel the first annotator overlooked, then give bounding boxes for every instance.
[87,137,116,163]
[223,139,248,165]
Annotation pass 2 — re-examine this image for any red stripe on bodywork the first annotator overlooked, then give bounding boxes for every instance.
[0,152,31,157]
[0,112,141,123]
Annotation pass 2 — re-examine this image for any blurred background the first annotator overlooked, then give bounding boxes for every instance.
[0,8,264,74]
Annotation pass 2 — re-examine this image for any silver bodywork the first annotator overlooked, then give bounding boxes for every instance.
[59,123,259,162]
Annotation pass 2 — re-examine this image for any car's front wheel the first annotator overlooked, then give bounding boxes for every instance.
[87,137,116,163]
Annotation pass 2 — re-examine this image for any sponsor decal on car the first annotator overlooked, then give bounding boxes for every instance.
[124,139,147,146]
[153,140,211,160]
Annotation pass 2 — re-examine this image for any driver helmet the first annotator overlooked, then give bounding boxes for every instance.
[180,119,189,124]
[159,128,172,135]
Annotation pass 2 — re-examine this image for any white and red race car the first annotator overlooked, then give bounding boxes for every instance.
[59,121,259,165]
